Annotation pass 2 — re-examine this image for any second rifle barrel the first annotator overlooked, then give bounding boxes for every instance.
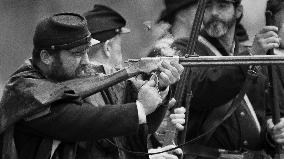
[179,55,284,66]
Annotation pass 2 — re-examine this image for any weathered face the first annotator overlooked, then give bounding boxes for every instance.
[49,45,90,81]
[203,0,237,38]
[109,34,122,68]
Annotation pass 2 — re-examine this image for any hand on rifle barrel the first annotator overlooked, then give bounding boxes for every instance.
[158,61,184,89]
[250,26,280,55]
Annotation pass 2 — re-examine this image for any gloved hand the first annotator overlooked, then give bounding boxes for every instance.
[149,145,183,159]
[138,76,162,115]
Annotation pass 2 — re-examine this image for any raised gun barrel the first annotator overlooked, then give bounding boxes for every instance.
[126,55,284,67]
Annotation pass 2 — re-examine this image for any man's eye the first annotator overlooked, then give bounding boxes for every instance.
[73,52,83,56]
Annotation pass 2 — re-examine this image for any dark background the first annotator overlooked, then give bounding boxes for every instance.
[0,0,267,96]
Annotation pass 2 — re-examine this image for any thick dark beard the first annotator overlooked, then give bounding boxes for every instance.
[204,15,236,38]
[48,56,72,82]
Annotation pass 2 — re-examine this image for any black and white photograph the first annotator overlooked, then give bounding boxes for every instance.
[0,0,284,159]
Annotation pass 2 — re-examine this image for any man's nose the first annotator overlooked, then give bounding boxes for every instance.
[80,52,90,65]
[211,5,220,17]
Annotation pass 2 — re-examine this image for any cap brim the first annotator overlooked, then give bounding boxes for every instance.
[120,27,131,34]
[90,38,100,46]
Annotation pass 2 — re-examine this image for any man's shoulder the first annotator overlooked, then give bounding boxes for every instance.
[8,59,44,83]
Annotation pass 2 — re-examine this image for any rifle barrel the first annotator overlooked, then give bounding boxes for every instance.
[179,55,284,66]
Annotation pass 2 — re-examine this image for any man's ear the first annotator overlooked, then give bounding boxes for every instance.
[103,40,111,57]
[40,50,54,65]
[236,5,243,19]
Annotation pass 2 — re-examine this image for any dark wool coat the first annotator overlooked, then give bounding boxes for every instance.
[172,31,277,157]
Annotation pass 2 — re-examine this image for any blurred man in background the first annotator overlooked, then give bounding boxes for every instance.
[84,5,185,159]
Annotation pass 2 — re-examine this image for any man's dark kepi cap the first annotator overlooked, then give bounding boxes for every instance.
[33,12,100,51]
[84,4,130,42]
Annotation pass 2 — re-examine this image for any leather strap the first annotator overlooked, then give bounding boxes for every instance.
[183,69,258,158]
[200,69,257,144]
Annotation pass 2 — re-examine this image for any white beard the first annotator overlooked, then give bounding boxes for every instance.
[205,21,229,38]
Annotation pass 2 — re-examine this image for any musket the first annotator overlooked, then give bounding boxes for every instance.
[126,55,284,67]
[2,55,284,135]
[265,10,284,159]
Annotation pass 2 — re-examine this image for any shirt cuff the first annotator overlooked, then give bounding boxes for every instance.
[136,100,147,124]
[159,86,169,100]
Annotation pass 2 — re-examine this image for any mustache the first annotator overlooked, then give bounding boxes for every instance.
[205,17,226,26]
[75,64,105,77]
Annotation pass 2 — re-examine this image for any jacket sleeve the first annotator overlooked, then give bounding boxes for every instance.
[19,100,139,142]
